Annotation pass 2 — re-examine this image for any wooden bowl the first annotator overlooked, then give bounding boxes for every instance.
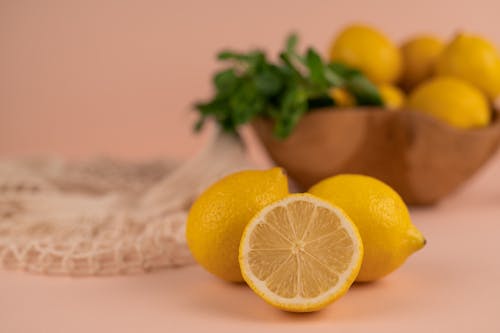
[252,108,500,205]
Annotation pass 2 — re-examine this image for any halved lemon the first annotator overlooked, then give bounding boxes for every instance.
[239,194,363,312]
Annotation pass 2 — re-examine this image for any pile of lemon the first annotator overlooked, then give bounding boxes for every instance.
[329,24,500,129]
[186,168,425,312]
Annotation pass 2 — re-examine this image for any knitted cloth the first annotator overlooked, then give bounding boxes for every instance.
[0,133,253,275]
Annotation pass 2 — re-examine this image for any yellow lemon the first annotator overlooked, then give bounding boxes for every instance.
[309,174,425,282]
[186,168,288,282]
[400,35,445,90]
[329,24,402,84]
[378,84,405,109]
[239,194,363,312]
[329,87,356,107]
[436,33,500,99]
[407,76,490,128]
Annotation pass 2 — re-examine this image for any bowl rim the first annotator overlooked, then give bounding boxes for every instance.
[254,106,500,136]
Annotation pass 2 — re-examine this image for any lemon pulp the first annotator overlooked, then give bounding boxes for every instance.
[239,194,363,312]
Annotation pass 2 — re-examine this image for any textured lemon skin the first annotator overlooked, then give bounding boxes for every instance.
[378,84,405,109]
[239,193,364,312]
[407,76,490,129]
[436,34,500,99]
[329,24,402,84]
[400,35,445,90]
[186,168,288,282]
[309,175,425,282]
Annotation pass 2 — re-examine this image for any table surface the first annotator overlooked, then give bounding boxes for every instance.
[1,152,500,333]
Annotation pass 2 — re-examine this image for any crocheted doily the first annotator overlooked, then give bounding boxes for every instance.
[0,132,253,275]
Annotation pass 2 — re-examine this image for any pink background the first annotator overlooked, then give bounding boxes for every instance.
[2,0,500,160]
[1,1,500,332]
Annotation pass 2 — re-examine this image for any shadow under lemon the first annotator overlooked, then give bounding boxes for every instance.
[182,269,428,322]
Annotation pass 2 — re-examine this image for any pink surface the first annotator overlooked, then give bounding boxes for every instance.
[1,154,500,332]
[1,1,500,332]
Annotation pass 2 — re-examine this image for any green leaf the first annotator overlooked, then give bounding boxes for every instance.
[213,69,239,98]
[324,66,344,86]
[279,52,305,82]
[328,61,382,106]
[328,62,362,77]
[194,98,231,131]
[254,66,283,96]
[194,35,383,138]
[195,99,223,115]
[307,96,335,109]
[305,48,327,87]
[273,87,308,138]
[285,33,298,55]
[217,50,266,70]
[217,50,247,61]
[228,80,264,125]
[345,75,383,106]
[194,116,205,131]
[245,51,267,72]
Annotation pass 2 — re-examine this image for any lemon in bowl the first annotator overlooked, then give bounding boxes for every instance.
[378,84,406,109]
[407,76,490,129]
[329,24,402,84]
[400,35,445,90]
[436,33,500,100]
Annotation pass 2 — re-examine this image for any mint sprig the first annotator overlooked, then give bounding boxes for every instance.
[195,34,383,139]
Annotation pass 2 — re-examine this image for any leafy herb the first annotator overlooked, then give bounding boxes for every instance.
[195,34,383,139]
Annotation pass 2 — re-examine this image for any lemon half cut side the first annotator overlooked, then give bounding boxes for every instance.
[239,194,363,312]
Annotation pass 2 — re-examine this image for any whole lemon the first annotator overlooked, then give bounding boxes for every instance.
[329,24,402,84]
[407,76,490,128]
[378,84,405,109]
[186,168,288,282]
[436,33,500,99]
[329,87,356,107]
[400,35,445,90]
[309,174,425,282]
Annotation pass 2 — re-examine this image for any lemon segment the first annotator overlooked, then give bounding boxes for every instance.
[239,194,363,312]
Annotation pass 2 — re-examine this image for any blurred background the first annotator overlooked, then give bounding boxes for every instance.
[1,0,500,161]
